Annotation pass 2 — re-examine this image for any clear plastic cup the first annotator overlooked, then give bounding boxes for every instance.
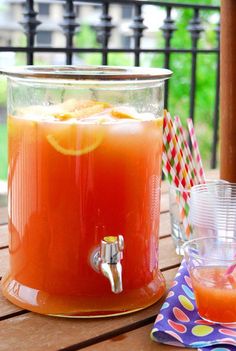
[190,182,236,238]
[183,236,236,324]
[169,179,227,255]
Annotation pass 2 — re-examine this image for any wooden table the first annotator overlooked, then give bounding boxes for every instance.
[0,173,217,351]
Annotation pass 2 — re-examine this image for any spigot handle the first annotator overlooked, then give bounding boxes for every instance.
[101,235,124,264]
[91,234,124,294]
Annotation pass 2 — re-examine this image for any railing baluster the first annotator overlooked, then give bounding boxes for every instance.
[187,8,204,124]
[160,5,176,108]
[20,0,41,65]
[211,21,220,169]
[96,3,114,65]
[61,0,79,65]
[130,4,146,66]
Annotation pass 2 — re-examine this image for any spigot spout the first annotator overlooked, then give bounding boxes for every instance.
[91,235,124,294]
[100,262,122,294]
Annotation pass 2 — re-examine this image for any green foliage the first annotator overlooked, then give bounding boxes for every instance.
[75,24,99,49]
[74,25,100,64]
[75,25,133,66]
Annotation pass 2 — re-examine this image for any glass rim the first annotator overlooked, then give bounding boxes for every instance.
[169,179,227,193]
[190,202,236,208]
[191,223,236,230]
[182,236,236,262]
[0,65,173,81]
[191,182,236,193]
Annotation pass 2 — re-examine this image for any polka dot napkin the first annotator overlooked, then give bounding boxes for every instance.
[151,260,236,351]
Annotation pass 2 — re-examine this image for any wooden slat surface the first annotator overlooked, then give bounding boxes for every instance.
[0,249,9,277]
[0,289,23,317]
[0,194,7,208]
[159,212,171,237]
[0,225,8,247]
[84,324,193,351]
[160,192,169,213]
[0,207,7,225]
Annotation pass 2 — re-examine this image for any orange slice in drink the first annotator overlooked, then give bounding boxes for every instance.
[53,101,111,121]
[111,108,141,120]
[47,128,104,156]
[46,100,112,155]
[156,116,163,129]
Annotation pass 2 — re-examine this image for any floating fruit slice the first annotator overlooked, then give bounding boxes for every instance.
[53,101,111,121]
[111,108,139,120]
[8,116,16,135]
[156,116,164,129]
[47,129,104,156]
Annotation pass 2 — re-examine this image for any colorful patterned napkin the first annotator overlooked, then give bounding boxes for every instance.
[151,260,236,351]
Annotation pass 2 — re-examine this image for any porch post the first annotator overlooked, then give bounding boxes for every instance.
[220,0,236,181]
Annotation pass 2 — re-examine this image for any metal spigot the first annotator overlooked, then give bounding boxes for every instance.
[92,235,124,294]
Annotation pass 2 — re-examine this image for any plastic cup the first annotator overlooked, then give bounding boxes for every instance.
[183,236,236,324]
[169,179,227,255]
[190,182,236,239]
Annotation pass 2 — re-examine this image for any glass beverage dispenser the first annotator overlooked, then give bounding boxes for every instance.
[1,66,172,317]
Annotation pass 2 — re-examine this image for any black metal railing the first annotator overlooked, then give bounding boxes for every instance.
[0,0,220,168]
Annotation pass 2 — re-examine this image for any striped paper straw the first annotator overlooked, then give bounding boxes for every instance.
[187,118,206,183]
[163,111,192,188]
[174,116,198,185]
[162,152,192,238]
[162,150,182,189]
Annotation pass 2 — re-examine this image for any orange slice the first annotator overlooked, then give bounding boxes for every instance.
[8,116,16,135]
[111,108,139,120]
[156,116,164,129]
[47,129,104,156]
[53,101,111,121]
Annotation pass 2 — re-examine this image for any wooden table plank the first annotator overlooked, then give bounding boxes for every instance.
[160,193,169,213]
[159,212,171,237]
[0,249,9,277]
[0,225,8,247]
[0,194,7,208]
[0,290,23,318]
[0,267,179,351]
[159,236,181,270]
[0,207,7,225]
[83,324,193,351]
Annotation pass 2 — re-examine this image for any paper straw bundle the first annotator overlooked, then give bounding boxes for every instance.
[162,111,206,238]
